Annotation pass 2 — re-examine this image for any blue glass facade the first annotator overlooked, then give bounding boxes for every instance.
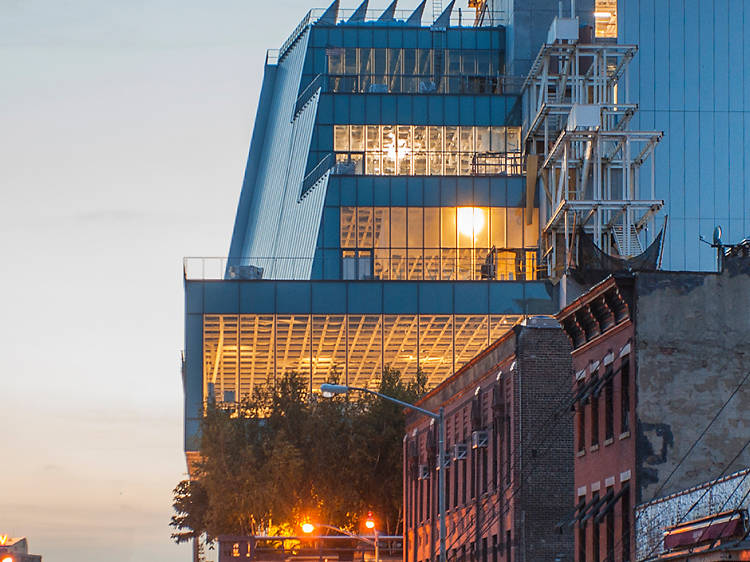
[619,0,750,270]
[183,3,567,454]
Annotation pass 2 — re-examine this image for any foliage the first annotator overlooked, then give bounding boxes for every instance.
[170,366,427,542]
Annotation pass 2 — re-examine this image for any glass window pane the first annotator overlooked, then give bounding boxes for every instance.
[374,248,390,280]
[391,207,406,248]
[366,125,380,151]
[444,153,458,175]
[429,152,443,175]
[460,127,474,153]
[423,249,441,280]
[347,315,382,389]
[428,126,443,152]
[445,126,458,152]
[383,315,419,379]
[441,248,456,279]
[312,315,347,389]
[382,125,396,175]
[457,248,473,280]
[419,315,454,386]
[490,207,507,249]
[373,207,390,248]
[340,206,357,248]
[390,250,407,280]
[276,315,311,379]
[350,125,364,152]
[424,207,440,248]
[328,49,344,74]
[490,126,505,152]
[407,249,423,280]
[459,152,472,176]
[357,207,374,248]
[441,207,457,248]
[413,126,427,151]
[524,208,539,248]
[366,153,381,175]
[476,126,490,152]
[508,208,524,247]
[474,207,489,248]
[414,152,427,175]
[408,207,423,248]
[334,125,349,151]
[398,125,412,175]
[506,127,521,152]
[454,315,489,371]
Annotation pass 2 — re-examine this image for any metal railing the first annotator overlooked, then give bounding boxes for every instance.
[275,7,510,64]
[326,73,524,95]
[184,251,539,281]
[265,49,279,66]
[305,7,510,27]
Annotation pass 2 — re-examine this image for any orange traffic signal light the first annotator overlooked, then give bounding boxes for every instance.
[364,511,375,530]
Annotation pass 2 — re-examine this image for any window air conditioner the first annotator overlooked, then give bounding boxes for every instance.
[418,465,431,480]
[452,444,468,461]
[436,452,451,470]
[472,430,489,449]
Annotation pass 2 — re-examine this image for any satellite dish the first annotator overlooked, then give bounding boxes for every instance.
[713,225,723,246]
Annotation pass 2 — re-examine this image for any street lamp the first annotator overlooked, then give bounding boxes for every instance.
[302,521,379,562]
[319,383,446,562]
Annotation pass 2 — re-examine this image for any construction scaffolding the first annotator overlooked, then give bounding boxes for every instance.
[521,21,664,280]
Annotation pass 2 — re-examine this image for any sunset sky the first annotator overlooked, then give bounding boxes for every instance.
[0,1,429,559]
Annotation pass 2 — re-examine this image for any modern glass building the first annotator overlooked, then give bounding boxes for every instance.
[617,0,750,270]
[182,0,604,457]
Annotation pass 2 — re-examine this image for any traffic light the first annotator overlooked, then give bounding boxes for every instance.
[364,511,375,530]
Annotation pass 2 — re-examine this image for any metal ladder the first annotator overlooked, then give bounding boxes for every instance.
[432,0,443,22]
[612,224,644,257]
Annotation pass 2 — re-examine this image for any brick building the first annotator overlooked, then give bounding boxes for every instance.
[403,317,573,562]
[557,254,750,562]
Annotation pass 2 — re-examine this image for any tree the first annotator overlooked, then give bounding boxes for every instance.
[171,367,426,542]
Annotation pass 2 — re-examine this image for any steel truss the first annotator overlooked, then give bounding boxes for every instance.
[522,39,664,279]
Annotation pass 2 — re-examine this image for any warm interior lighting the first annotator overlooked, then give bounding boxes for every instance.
[302,523,315,534]
[365,511,375,529]
[2,557,13,562]
[593,11,611,18]
[457,207,485,238]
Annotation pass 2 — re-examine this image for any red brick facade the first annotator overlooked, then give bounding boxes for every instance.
[403,318,573,562]
[558,277,636,562]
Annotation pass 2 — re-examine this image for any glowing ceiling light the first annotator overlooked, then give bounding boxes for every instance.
[593,11,611,18]
[302,523,315,534]
[457,207,485,238]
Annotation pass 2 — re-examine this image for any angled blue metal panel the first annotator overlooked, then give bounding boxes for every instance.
[184,312,204,451]
[419,282,452,314]
[454,282,488,314]
[240,282,275,313]
[348,282,383,314]
[384,283,418,313]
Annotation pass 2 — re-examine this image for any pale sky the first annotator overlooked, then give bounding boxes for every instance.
[0,1,462,560]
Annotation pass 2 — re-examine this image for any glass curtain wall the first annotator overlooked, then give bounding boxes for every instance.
[326,47,504,94]
[333,125,522,176]
[340,206,539,280]
[203,313,524,402]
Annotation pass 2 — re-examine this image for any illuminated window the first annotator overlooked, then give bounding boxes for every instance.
[594,0,617,38]
[339,206,539,280]
[203,313,524,403]
[333,125,522,176]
